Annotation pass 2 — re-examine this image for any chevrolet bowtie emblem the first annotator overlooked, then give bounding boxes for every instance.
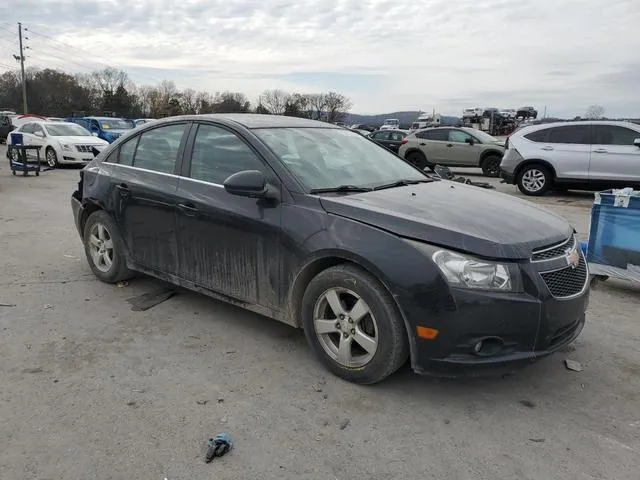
[565,247,580,269]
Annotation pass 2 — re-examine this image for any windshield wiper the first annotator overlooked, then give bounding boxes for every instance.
[372,179,432,191]
[309,185,373,194]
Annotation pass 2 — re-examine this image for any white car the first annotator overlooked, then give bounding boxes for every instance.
[499,109,517,118]
[6,121,109,167]
[379,119,400,130]
[501,120,640,195]
[462,108,484,118]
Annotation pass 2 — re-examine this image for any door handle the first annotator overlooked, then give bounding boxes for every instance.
[419,143,426,146]
[446,143,453,147]
[593,148,607,153]
[541,146,554,151]
[116,183,130,197]
[177,203,198,217]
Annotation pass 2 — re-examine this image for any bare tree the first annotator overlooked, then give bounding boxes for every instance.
[260,89,289,115]
[324,91,352,123]
[91,67,128,95]
[308,93,327,121]
[180,88,198,114]
[585,104,605,120]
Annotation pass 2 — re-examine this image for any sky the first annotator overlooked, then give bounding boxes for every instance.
[0,0,639,117]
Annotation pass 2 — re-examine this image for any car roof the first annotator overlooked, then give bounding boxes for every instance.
[140,114,339,130]
[514,120,640,135]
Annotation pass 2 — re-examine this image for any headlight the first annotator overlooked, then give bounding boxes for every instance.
[408,240,520,292]
[432,250,513,291]
[60,143,72,151]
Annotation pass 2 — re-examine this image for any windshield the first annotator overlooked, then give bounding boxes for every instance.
[45,123,91,137]
[100,119,134,130]
[254,127,428,190]
[468,129,500,143]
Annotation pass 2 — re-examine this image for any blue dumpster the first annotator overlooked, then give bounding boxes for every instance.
[586,189,640,283]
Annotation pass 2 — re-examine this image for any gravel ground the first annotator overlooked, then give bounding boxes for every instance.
[1,146,639,480]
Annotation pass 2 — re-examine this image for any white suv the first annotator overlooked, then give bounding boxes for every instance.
[500,121,640,195]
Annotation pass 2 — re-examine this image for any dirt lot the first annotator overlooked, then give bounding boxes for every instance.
[1,146,639,480]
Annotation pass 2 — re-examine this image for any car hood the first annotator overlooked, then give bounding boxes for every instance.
[319,181,573,260]
[55,136,108,144]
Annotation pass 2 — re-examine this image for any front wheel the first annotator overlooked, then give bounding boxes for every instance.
[301,265,409,384]
[45,147,59,168]
[83,210,133,283]
[481,154,502,177]
[405,151,432,171]
[517,165,552,196]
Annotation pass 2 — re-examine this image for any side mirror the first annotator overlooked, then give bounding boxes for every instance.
[91,132,98,137]
[34,131,44,138]
[634,138,640,148]
[224,170,268,198]
[465,137,474,145]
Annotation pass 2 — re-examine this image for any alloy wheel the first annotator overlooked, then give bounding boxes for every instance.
[313,287,379,368]
[46,149,57,167]
[521,168,546,193]
[88,223,114,273]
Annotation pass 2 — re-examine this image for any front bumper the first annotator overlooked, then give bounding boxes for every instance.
[401,256,590,377]
[60,150,96,164]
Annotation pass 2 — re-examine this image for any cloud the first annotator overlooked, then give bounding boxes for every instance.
[0,0,638,116]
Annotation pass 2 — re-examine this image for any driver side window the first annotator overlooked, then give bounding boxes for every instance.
[21,123,34,134]
[90,120,100,131]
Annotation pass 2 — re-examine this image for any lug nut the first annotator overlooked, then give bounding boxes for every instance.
[343,332,349,339]
[350,329,355,334]
[348,318,354,324]
[339,314,344,320]
[335,322,341,329]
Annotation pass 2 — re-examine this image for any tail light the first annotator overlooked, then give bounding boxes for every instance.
[401,138,408,144]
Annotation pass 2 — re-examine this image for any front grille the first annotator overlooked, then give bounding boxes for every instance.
[75,145,93,152]
[540,254,588,298]
[532,236,576,261]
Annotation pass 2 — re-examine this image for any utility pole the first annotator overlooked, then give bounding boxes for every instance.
[18,22,28,114]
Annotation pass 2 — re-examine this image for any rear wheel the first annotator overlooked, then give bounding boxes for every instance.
[481,154,502,177]
[83,210,133,283]
[301,264,409,384]
[517,164,552,196]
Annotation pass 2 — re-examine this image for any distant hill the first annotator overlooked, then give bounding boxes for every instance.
[344,111,460,128]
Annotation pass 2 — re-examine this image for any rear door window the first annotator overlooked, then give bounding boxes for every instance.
[592,125,639,145]
[449,130,473,143]
[133,123,188,174]
[546,125,591,144]
[417,129,449,141]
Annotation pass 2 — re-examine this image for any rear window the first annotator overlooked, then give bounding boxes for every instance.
[547,125,591,144]
[416,129,448,141]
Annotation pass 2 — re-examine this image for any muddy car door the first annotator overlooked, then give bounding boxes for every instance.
[108,122,190,276]
[175,122,282,308]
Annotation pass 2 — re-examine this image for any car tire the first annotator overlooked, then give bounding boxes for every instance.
[83,210,133,283]
[481,154,502,177]
[517,164,552,196]
[45,147,59,168]
[301,264,409,385]
[405,151,432,171]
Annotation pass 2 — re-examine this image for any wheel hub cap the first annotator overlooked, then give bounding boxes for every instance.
[313,287,379,368]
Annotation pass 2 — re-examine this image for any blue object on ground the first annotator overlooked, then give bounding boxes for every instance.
[205,433,233,463]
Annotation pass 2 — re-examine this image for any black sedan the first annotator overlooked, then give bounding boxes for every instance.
[71,114,588,384]
[367,129,408,153]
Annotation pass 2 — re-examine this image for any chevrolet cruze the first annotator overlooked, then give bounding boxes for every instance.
[71,114,589,384]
